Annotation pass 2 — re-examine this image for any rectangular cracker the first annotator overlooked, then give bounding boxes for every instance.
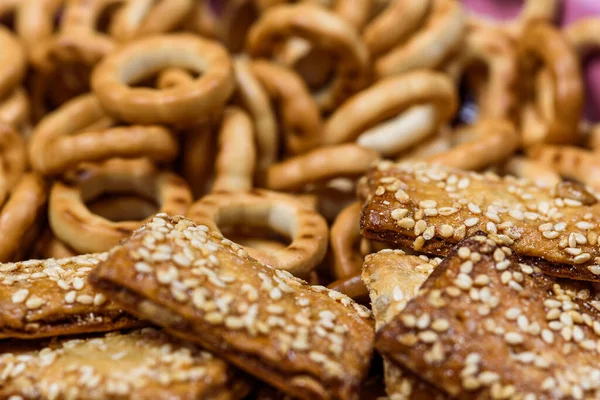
[89,214,375,400]
[0,253,140,339]
[362,250,448,400]
[375,234,600,399]
[0,328,251,399]
[359,161,600,281]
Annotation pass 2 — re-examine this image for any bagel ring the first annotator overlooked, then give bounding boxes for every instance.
[330,201,364,280]
[426,119,520,171]
[0,173,47,262]
[247,3,369,112]
[0,88,30,131]
[91,33,235,126]
[375,0,466,78]
[0,26,26,101]
[250,60,322,155]
[363,0,431,57]
[29,93,179,176]
[49,159,193,254]
[109,0,193,41]
[0,124,27,204]
[15,0,62,51]
[518,22,583,145]
[503,156,561,188]
[234,57,278,175]
[450,26,518,120]
[266,144,380,192]
[212,106,257,193]
[323,70,457,149]
[180,125,215,199]
[187,189,328,278]
[527,145,600,192]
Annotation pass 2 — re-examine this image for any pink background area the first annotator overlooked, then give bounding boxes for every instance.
[462,0,600,120]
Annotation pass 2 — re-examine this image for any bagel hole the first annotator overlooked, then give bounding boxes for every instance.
[222,226,292,250]
[582,53,600,122]
[86,193,159,222]
[0,9,16,30]
[451,70,480,127]
[130,69,201,89]
[292,47,335,89]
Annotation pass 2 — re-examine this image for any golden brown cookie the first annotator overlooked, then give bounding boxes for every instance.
[0,253,140,339]
[89,214,374,400]
[376,234,600,399]
[360,161,600,281]
[0,328,251,399]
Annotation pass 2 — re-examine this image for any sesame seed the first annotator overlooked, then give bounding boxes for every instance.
[93,293,107,306]
[414,220,427,235]
[576,221,594,230]
[395,189,409,201]
[542,231,559,239]
[419,200,437,209]
[76,295,93,305]
[11,289,28,304]
[397,218,415,229]
[465,217,479,227]
[439,225,454,237]
[25,296,44,309]
[574,253,592,264]
[375,186,385,196]
[458,247,471,259]
[587,265,600,275]
[504,332,524,345]
[431,319,449,332]
[72,277,84,291]
[391,208,409,220]
[468,203,481,214]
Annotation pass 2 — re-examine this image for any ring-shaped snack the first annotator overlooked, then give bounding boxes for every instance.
[91,33,235,126]
[0,26,26,101]
[0,124,27,204]
[323,70,457,147]
[15,0,62,51]
[30,229,78,259]
[250,60,321,155]
[0,173,47,262]
[234,57,278,175]
[247,3,369,112]
[109,0,193,41]
[449,26,518,120]
[375,0,466,78]
[186,189,328,278]
[49,159,193,254]
[212,107,257,193]
[29,94,179,176]
[266,144,380,191]
[527,145,600,191]
[0,88,30,131]
[425,119,520,171]
[518,22,583,145]
[330,201,363,280]
[327,273,368,301]
[363,0,431,57]
[180,125,215,199]
[503,156,561,188]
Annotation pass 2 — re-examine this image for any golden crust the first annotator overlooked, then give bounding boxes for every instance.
[89,214,374,400]
[360,161,600,281]
[376,234,600,399]
[362,251,448,400]
[0,328,251,399]
[0,253,141,339]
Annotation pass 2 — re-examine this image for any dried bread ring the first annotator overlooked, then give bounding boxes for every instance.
[247,3,369,112]
[109,0,193,41]
[527,145,600,191]
[503,156,561,188]
[323,70,457,149]
[330,201,364,279]
[91,33,235,126]
[234,57,278,175]
[180,125,215,199]
[15,0,62,51]
[564,17,600,55]
[266,144,380,192]
[470,0,557,41]
[0,88,30,131]
[212,107,256,193]
[451,26,518,120]
[187,189,328,278]
[518,22,583,145]
[425,119,520,171]
[0,27,26,101]
[49,159,193,254]
[375,0,466,78]
[0,124,27,205]
[250,60,321,155]
[29,93,179,176]
[0,173,47,262]
[228,236,287,254]
[363,0,431,57]
[156,67,195,89]
[327,273,368,301]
